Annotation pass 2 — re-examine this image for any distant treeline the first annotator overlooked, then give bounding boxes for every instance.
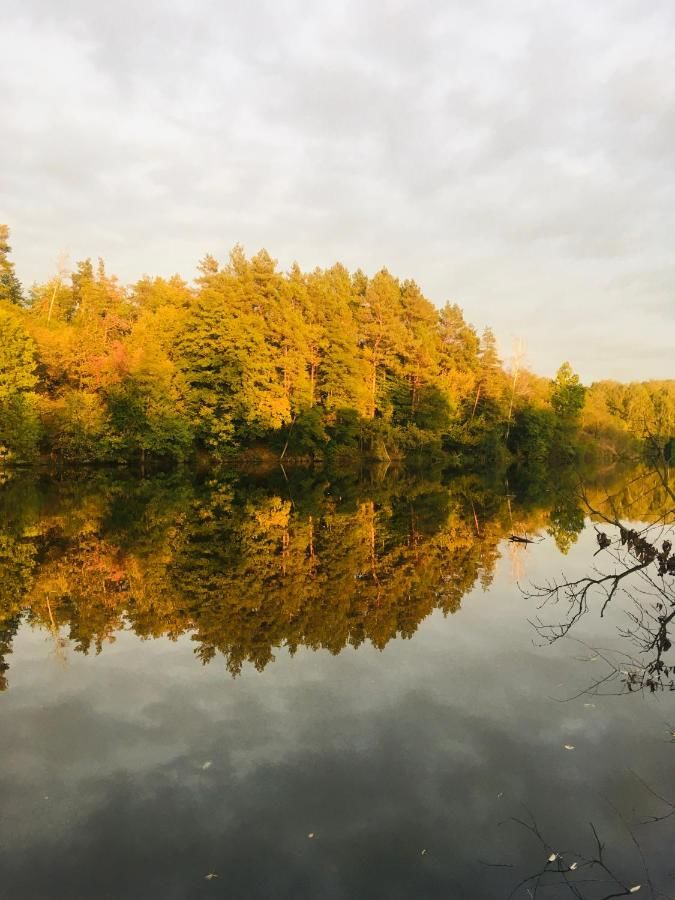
[0,224,673,465]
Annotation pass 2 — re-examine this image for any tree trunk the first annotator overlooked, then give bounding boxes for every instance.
[470,384,482,423]
[370,363,377,418]
[309,362,316,408]
[47,282,60,322]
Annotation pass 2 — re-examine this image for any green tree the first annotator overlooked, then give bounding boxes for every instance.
[173,252,290,452]
[551,362,586,424]
[0,307,40,459]
[0,226,23,306]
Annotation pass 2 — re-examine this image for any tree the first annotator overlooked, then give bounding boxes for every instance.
[476,328,505,411]
[130,274,192,314]
[0,307,40,459]
[173,255,289,452]
[551,362,585,424]
[504,339,526,441]
[394,279,441,427]
[356,269,405,420]
[28,259,74,324]
[454,328,508,458]
[310,264,370,416]
[0,225,23,306]
[106,318,193,462]
[436,303,480,428]
[1,238,660,463]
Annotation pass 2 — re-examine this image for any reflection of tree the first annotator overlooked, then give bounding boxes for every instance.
[506,794,671,899]
[0,615,20,691]
[0,464,672,688]
[0,522,37,690]
[547,493,585,555]
[528,466,675,693]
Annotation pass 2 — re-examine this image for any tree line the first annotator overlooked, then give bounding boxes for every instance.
[0,224,672,465]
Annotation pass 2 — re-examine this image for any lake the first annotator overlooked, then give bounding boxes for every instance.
[0,464,672,899]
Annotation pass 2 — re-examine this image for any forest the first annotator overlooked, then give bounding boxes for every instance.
[1,225,673,466]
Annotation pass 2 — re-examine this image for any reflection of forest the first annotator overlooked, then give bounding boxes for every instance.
[0,464,672,689]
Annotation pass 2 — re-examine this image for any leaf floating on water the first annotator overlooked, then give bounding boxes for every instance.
[204,873,219,881]
[548,853,557,862]
[563,744,575,751]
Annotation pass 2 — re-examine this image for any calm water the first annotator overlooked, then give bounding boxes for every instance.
[0,464,672,899]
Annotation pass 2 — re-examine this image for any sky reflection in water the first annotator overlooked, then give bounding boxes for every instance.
[0,466,672,899]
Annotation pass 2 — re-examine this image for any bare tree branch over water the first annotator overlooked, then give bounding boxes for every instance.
[524,464,675,695]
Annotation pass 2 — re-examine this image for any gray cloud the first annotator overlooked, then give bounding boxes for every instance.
[1,0,674,381]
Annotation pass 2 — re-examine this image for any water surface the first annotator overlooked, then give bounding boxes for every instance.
[0,465,672,899]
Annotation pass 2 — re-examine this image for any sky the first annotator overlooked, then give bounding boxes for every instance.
[1,0,674,383]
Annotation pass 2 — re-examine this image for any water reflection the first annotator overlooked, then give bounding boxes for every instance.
[0,463,671,688]
[0,464,673,899]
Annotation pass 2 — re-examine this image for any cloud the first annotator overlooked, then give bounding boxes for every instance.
[1,0,674,380]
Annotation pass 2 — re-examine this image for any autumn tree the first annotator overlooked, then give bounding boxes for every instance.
[310,264,369,416]
[106,319,193,462]
[356,269,405,420]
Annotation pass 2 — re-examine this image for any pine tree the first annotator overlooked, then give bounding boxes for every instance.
[436,303,480,415]
[0,225,24,306]
[356,269,405,419]
[396,279,440,426]
[310,265,369,416]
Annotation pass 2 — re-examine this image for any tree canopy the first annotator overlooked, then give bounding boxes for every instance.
[0,224,672,465]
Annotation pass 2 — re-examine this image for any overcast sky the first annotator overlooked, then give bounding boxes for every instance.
[1,0,673,382]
